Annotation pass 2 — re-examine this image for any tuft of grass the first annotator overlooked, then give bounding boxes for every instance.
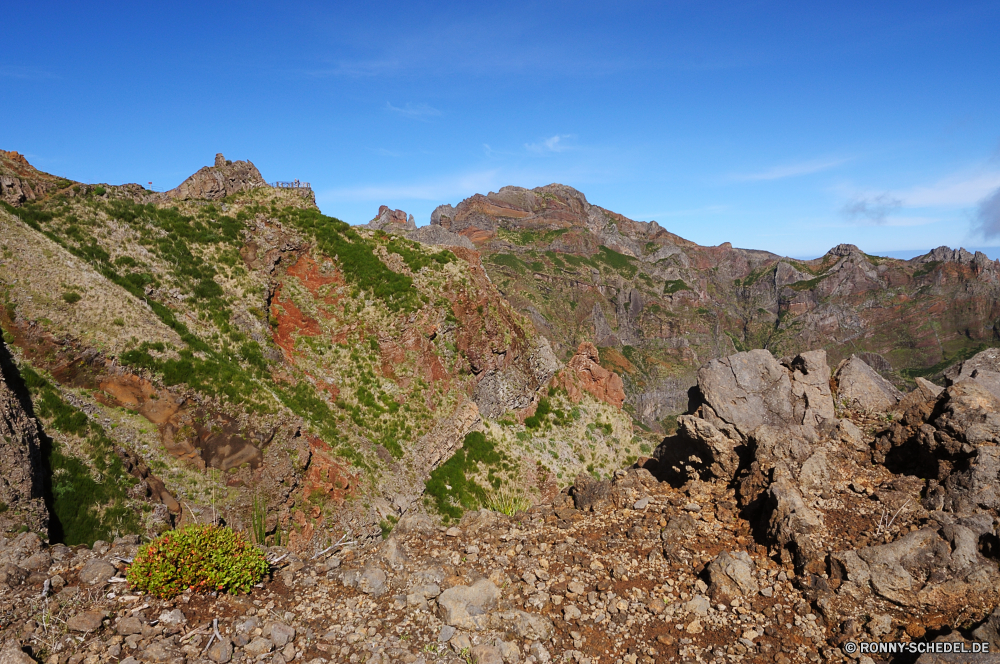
[484,486,531,516]
[61,292,81,304]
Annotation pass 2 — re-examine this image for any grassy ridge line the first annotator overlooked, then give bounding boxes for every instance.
[1,197,367,465]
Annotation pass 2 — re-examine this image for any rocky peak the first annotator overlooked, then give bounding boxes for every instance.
[913,245,998,270]
[827,243,863,257]
[0,149,66,207]
[166,153,267,201]
[367,205,416,232]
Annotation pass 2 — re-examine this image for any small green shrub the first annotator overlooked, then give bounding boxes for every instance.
[62,292,81,304]
[126,524,268,598]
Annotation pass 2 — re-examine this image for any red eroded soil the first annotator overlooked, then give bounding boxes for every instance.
[271,285,322,358]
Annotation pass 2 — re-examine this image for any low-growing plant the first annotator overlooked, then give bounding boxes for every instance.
[484,486,531,516]
[61,292,81,304]
[126,524,268,598]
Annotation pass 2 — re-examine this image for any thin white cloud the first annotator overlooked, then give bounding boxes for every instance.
[896,171,1000,207]
[385,102,442,120]
[318,169,502,203]
[525,135,574,153]
[732,157,851,182]
[0,65,57,80]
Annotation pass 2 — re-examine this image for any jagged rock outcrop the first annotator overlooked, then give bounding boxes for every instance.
[0,343,48,538]
[368,205,417,232]
[914,245,999,269]
[472,337,560,418]
[834,354,903,412]
[944,347,1000,401]
[366,205,475,250]
[554,342,625,409]
[166,153,267,200]
[0,150,65,207]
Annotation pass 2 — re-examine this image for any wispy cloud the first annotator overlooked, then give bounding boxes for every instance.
[895,171,1000,207]
[385,102,441,120]
[972,187,1000,239]
[525,135,574,154]
[318,169,502,204]
[0,65,57,80]
[841,194,902,225]
[731,157,850,182]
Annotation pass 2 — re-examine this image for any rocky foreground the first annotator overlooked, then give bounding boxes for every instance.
[5,347,1000,664]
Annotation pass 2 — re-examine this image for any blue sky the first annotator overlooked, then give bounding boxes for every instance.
[5,1,1000,258]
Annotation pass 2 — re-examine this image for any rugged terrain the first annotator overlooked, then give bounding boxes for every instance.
[0,153,648,551]
[421,185,1000,430]
[3,152,1000,663]
[5,346,1000,663]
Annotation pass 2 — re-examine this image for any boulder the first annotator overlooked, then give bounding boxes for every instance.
[437,579,500,630]
[490,610,555,641]
[706,551,759,602]
[78,559,116,586]
[834,355,902,413]
[206,637,233,663]
[0,640,36,664]
[66,611,104,632]
[555,343,626,409]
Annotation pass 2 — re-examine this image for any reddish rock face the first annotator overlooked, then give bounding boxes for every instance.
[557,342,625,409]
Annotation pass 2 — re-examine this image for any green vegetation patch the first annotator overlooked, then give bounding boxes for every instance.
[788,274,828,292]
[276,207,422,312]
[593,246,637,278]
[425,431,507,521]
[126,524,268,598]
[663,279,691,294]
[491,253,528,274]
[20,362,141,545]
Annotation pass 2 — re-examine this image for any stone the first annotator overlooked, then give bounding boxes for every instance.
[158,609,186,626]
[206,637,233,663]
[438,625,456,642]
[529,642,551,663]
[632,497,650,510]
[0,640,37,664]
[116,617,143,636]
[469,644,504,664]
[78,559,116,586]
[445,527,462,537]
[139,640,178,662]
[244,637,273,657]
[438,579,500,630]
[358,565,388,597]
[684,595,710,617]
[835,355,903,412]
[706,551,759,601]
[449,633,472,652]
[492,610,555,641]
[563,604,582,620]
[269,622,295,648]
[66,611,104,633]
